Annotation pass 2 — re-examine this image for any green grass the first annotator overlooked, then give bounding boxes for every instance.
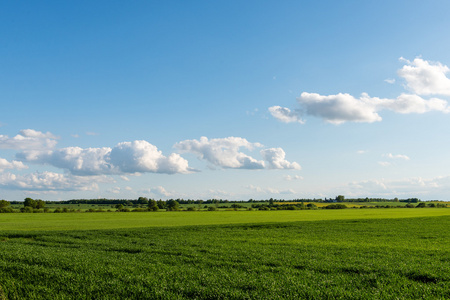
[0,209,449,299]
[0,208,449,231]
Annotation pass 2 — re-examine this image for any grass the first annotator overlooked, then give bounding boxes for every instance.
[0,209,449,299]
[0,208,449,231]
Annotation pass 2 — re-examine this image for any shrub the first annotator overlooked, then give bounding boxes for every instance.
[207,207,216,211]
[323,204,347,209]
[22,206,34,213]
[0,207,14,213]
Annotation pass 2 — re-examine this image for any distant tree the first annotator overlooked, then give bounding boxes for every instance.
[24,198,37,208]
[197,200,203,210]
[115,204,124,211]
[138,197,149,204]
[0,200,10,208]
[335,195,345,202]
[35,200,46,209]
[157,199,166,209]
[415,202,426,208]
[148,199,158,211]
[166,200,179,211]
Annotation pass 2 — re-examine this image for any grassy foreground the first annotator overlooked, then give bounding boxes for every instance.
[0,210,449,299]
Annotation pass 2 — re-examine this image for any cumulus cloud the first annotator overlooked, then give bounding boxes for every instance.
[260,148,301,170]
[17,147,113,176]
[372,93,449,114]
[175,136,265,169]
[398,57,450,96]
[296,92,382,124]
[18,140,192,175]
[268,106,304,123]
[0,129,58,150]
[149,186,172,197]
[270,58,450,124]
[0,158,28,172]
[110,141,191,174]
[0,171,108,191]
[175,137,300,170]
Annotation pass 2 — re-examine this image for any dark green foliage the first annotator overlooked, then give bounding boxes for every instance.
[323,204,347,209]
[148,199,158,211]
[0,217,448,299]
[166,200,179,211]
[0,200,10,208]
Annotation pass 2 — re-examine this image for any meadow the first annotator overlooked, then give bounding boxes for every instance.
[0,209,449,299]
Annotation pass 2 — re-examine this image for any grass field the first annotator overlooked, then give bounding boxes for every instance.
[0,209,449,299]
[1,208,449,231]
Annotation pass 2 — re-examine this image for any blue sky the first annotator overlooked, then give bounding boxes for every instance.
[1,1,450,201]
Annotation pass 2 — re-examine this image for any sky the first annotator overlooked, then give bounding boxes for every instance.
[1,1,450,201]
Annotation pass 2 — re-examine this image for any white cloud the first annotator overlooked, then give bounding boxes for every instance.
[120,175,130,181]
[377,161,391,167]
[109,187,121,194]
[17,147,113,176]
[18,140,192,175]
[152,186,172,197]
[296,92,382,124]
[357,150,367,154]
[0,157,28,172]
[0,129,58,150]
[398,57,450,96]
[260,148,301,170]
[270,58,450,125]
[175,136,265,169]
[175,137,300,170]
[384,78,396,84]
[384,153,410,160]
[268,106,304,123]
[0,171,109,191]
[110,140,191,174]
[372,93,449,114]
[284,175,303,181]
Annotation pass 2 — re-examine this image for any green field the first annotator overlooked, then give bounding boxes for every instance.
[0,209,449,299]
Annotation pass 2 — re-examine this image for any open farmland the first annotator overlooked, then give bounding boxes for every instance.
[0,209,449,299]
